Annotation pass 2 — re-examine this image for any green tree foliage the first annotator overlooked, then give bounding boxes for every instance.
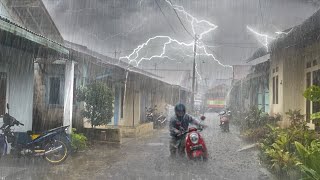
[304,85,320,127]
[77,82,114,128]
[304,85,320,103]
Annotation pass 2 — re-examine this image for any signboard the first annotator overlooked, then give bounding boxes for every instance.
[207,99,225,108]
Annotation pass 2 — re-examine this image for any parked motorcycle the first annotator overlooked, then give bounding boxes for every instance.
[219,111,230,132]
[154,113,167,129]
[145,105,168,129]
[176,125,208,161]
[0,104,70,164]
[145,105,157,122]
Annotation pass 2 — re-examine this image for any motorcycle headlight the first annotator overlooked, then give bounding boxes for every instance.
[190,133,199,144]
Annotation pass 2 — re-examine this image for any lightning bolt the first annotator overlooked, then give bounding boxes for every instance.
[120,0,233,103]
[164,0,218,40]
[246,26,275,51]
[120,1,232,70]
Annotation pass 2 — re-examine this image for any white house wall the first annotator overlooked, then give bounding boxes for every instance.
[269,49,284,116]
[282,48,304,119]
[1,46,34,131]
[270,46,308,127]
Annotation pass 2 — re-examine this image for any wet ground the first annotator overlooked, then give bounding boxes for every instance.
[0,113,272,180]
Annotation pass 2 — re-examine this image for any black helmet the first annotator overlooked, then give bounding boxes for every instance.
[175,103,186,118]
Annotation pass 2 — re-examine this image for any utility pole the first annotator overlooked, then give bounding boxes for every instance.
[114,50,121,59]
[204,77,209,87]
[191,35,198,112]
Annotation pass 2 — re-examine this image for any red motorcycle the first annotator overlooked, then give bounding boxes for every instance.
[177,126,208,161]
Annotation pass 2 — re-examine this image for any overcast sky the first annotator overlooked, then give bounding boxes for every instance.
[43,0,319,85]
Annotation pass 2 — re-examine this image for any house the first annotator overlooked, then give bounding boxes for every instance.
[0,0,74,133]
[268,9,320,128]
[33,39,191,134]
[228,50,270,113]
[232,65,252,81]
[205,84,229,112]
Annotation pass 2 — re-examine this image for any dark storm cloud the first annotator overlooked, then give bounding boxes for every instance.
[43,0,319,83]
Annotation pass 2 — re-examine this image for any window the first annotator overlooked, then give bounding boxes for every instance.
[120,86,124,118]
[0,72,7,116]
[313,60,317,66]
[49,77,60,105]
[73,78,77,105]
[272,75,279,104]
[306,61,312,68]
[312,70,320,115]
[306,72,311,122]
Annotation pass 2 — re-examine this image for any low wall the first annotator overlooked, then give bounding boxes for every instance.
[121,128,136,138]
[135,122,154,137]
[84,128,121,143]
[84,122,154,143]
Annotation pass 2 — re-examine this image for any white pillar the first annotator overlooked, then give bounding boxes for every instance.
[63,60,74,134]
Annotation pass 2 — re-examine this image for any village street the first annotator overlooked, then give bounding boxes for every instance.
[0,113,272,180]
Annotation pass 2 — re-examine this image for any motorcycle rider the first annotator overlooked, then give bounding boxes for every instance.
[169,103,206,158]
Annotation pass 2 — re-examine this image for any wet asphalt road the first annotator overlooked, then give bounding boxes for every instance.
[2,113,271,180]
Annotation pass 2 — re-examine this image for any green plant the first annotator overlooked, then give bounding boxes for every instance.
[286,109,305,127]
[295,140,320,180]
[263,132,298,174]
[77,82,114,128]
[71,128,88,151]
[242,127,270,142]
[240,107,280,131]
[259,123,317,177]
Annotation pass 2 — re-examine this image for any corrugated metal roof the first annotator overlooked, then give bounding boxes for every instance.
[0,15,68,55]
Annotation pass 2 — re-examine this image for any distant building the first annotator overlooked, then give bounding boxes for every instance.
[205,84,229,112]
[232,65,252,81]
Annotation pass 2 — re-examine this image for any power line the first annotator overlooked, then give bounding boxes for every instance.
[167,0,194,38]
[154,0,178,35]
[101,42,259,56]
[200,40,222,60]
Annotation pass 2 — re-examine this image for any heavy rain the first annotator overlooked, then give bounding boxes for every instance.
[0,0,320,179]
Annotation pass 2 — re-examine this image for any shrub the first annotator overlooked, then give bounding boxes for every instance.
[241,107,281,131]
[77,82,114,128]
[242,127,270,142]
[71,128,88,151]
[260,123,317,178]
[286,109,305,128]
[295,140,320,180]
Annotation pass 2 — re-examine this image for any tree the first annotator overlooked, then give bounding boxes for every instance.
[77,82,114,128]
[303,85,320,128]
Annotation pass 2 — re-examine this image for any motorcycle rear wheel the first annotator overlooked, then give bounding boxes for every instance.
[44,140,68,165]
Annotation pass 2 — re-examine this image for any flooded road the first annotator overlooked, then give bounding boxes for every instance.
[2,113,271,180]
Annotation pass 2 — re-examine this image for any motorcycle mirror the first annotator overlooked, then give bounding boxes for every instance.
[6,103,9,110]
